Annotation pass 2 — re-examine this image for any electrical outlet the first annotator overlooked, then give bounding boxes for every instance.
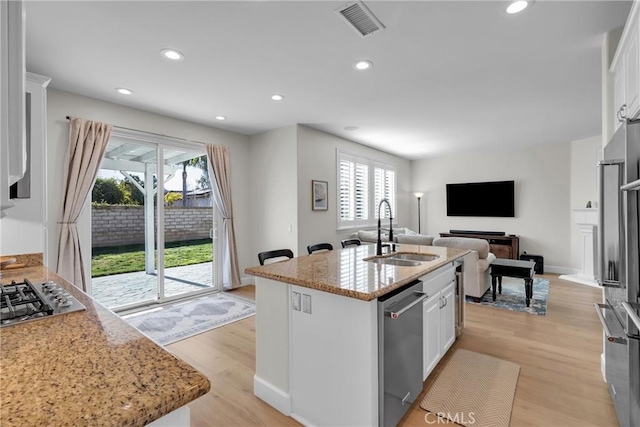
[292,292,301,311]
[302,294,312,314]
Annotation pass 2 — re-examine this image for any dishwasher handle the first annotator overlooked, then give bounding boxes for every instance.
[387,291,428,319]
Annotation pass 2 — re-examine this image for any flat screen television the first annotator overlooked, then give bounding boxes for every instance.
[446,180,515,217]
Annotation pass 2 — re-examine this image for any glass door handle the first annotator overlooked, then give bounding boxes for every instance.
[209,228,217,239]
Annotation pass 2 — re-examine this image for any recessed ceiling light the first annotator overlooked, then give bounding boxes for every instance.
[344,126,359,131]
[115,87,133,95]
[215,116,227,121]
[353,60,373,71]
[271,94,284,101]
[160,48,184,61]
[506,0,530,14]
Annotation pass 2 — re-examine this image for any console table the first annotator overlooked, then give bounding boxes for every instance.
[439,232,519,259]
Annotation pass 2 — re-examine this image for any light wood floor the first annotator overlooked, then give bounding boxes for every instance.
[167,275,616,427]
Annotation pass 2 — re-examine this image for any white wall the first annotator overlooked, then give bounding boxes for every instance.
[248,126,299,257]
[45,89,253,285]
[411,142,573,272]
[296,125,412,255]
[569,135,601,271]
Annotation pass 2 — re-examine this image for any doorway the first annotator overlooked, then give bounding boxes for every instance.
[89,132,221,311]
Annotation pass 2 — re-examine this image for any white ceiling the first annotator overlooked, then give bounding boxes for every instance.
[24,1,631,159]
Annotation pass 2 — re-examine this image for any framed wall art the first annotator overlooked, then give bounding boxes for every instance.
[312,180,328,211]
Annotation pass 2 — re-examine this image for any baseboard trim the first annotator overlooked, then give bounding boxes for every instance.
[291,412,316,427]
[601,353,606,383]
[558,274,600,288]
[545,265,578,275]
[253,375,291,415]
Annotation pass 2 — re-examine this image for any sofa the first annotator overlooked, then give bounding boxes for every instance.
[351,227,435,246]
[432,237,496,298]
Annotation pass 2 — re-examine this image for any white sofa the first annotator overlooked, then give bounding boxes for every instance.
[351,228,435,245]
[432,237,496,298]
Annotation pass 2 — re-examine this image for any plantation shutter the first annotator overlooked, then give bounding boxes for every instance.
[339,160,354,221]
[374,166,395,219]
[339,156,369,223]
[354,162,368,220]
[337,152,394,228]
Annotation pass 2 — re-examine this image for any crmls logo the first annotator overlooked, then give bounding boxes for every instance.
[424,412,476,424]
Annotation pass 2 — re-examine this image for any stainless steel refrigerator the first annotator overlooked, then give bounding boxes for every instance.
[596,119,640,427]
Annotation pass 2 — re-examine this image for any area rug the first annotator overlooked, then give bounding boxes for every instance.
[122,292,255,345]
[465,277,549,315]
[420,349,520,427]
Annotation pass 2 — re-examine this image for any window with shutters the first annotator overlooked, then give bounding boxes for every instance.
[337,151,396,229]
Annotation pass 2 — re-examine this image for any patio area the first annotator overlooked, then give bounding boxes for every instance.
[91,262,214,310]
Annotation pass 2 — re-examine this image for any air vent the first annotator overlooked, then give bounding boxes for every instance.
[336,2,385,38]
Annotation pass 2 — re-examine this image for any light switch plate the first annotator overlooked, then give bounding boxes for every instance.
[292,291,301,311]
[302,294,312,314]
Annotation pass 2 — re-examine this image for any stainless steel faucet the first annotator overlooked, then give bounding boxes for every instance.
[376,198,394,256]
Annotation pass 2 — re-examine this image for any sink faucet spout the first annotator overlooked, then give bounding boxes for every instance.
[376,199,394,256]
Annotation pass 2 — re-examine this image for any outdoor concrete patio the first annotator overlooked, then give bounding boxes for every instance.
[91,262,214,310]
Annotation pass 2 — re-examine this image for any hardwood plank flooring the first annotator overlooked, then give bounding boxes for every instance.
[167,275,617,426]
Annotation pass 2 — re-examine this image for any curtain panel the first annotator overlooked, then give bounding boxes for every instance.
[206,144,241,288]
[57,117,112,290]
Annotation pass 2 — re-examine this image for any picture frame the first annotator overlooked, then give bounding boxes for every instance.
[312,180,328,211]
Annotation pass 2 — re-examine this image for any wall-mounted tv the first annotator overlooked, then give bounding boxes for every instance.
[446,180,515,217]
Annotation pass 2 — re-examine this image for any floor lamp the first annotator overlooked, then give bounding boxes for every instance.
[414,192,424,233]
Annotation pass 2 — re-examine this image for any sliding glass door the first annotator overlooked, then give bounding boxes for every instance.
[90,134,220,311]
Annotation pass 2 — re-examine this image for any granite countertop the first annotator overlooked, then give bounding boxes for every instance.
[245,244,469,301]
[0,266,210,427]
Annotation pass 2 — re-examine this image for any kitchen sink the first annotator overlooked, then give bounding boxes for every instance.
[389,253,439,262]
[365,257,425,267]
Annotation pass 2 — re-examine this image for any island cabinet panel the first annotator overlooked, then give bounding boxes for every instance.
[420,264,456,380]
[290,285,379,427]
[254,278,293,415]
[423,294,442,380]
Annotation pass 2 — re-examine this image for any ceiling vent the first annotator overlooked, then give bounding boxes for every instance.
[336,2,385,38]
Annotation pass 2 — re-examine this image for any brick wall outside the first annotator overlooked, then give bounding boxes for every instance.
[92,205,212,247]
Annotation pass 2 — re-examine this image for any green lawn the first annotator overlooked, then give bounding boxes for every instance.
[91,239,213,277]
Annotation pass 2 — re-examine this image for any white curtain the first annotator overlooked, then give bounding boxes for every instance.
[206,144,241,288]
[57,117,112,290]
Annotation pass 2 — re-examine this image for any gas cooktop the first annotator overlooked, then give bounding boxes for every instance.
[0,278,86,327]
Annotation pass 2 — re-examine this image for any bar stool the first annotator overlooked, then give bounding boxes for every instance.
[307,243,333,254]
[341,238,361,248]
[258,249,294,265]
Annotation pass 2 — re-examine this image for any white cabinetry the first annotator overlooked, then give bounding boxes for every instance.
[0,0,26,218]
[421,265,456,380]
[611,2,640,131]
[0,73,51,256]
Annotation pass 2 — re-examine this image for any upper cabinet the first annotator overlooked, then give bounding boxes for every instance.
[611,2,640,131]
[1,0,26,218]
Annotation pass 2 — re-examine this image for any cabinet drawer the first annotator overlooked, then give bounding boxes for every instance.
[421,264,455,296]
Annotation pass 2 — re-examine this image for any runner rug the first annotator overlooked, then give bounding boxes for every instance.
[420,349,520,427]
[122,292,255,345]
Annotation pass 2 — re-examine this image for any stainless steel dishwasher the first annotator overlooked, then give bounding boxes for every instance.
[378,280,427,426]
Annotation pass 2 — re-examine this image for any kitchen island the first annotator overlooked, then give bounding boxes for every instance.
[245,243,469,426]
[0,266,210,427]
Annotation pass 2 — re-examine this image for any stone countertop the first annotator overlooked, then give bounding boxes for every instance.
[0,266,210,427]
[245,244,469,301]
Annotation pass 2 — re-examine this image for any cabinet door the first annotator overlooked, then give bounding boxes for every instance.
[490,244,512,259]
[423,294,441,381]
[625,25,639,119]
[440,281,456,354]
[613,62,626,131]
